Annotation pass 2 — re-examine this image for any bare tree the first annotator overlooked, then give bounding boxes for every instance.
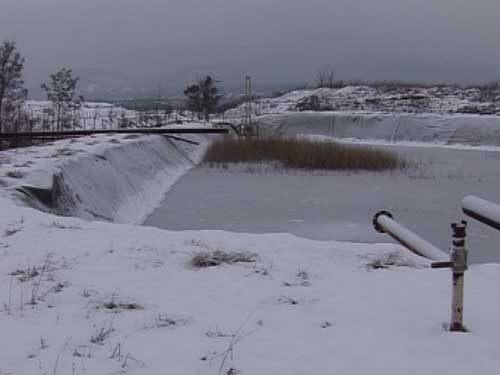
[41,68,79,131]
[0,40,27,133]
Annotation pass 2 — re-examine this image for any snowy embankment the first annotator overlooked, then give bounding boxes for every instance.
[1,131,209,224]
[257,111,500,146]
[1,134,500,374]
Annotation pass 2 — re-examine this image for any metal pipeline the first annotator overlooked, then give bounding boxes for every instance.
[462,195,500,232]
[373,211,448,261]
[373,210,469,332]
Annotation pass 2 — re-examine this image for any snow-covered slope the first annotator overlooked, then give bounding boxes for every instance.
[257,112,500,146]
[0,131,210,224]
[225,85,500,120]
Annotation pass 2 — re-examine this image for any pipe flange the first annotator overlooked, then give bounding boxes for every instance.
[373,210,393,233]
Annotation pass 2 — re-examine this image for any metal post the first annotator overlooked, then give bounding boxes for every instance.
[374,211,469,332]
[450,221,467,332]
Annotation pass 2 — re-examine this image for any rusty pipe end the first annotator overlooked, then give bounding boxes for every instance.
[373,210,394,233]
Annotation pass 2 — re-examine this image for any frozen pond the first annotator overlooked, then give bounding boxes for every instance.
[144,143,500,263]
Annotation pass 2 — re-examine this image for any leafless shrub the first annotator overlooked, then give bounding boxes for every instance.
[191,250,258,268]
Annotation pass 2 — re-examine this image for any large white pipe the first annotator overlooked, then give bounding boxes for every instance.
[374,212,448,261]
[462,195,500,232]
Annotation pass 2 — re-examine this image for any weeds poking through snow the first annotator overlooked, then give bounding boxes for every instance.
[98,294,144,312]
[3,219,24,237]
[2,276,14,315]
[154,314,187,328]
[209,316,260,375]
[363,251,424,270]
[110,343,122,360]
[40,337,48,350]
[296,269,309,281]
[191,250,258,268]
[143,313,189,330]
[11,266,39,283]
[47,221,83,230]
[278,296,299,305]
[5,170,25,179]
[283,269,311,287]
[102,301,143,311]
[90,321,114,345]
[206,328,236,339]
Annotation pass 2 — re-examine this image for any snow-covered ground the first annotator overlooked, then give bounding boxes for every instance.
[2,121,500,373]
[225,85,500,121]
[22,101,191,131]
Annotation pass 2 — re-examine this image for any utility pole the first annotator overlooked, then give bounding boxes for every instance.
[243,76,257,137]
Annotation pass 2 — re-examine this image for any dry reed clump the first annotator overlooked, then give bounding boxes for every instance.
[191,250,258,268]
[204,137,406,171]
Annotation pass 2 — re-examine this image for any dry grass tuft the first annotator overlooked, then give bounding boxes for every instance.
[191,250,258,268]
[364,251,422,270]
[204,137,406,171]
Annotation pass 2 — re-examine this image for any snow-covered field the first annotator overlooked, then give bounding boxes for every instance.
[1,117,500,373]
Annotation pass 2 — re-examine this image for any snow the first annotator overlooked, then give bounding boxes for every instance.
[144,142,500,264]
[224,85,500,121]
[2,195,500,374]
[1,125,500,374]
[462,195,500,230]
[22,101,192,131]
[256,111,500,146]
[375,214,448,261]
[0,129,212,223]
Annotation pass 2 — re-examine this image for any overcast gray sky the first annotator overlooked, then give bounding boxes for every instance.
[1,0,500,94]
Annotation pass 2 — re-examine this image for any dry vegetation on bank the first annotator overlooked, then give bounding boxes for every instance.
[204,137,407,171]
